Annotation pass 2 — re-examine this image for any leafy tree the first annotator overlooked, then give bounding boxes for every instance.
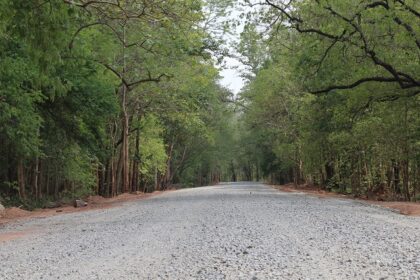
[0,0,238,205]
[237,0,420,200]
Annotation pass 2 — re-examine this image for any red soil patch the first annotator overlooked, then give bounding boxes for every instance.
[369,201,420,216]
[0,190,170,226]
[4,207,31,219]
[0,231,28,243]
[272,184,420,217]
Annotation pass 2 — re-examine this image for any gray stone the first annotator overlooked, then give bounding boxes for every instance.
[73,199,88,208]
[0,202,5,217]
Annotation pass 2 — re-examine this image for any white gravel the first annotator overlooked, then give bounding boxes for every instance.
[0,182,419,280]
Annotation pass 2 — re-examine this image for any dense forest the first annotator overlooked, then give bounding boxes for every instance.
[0,0,238,207]
[0,0,419,208]
[234,0,420,201]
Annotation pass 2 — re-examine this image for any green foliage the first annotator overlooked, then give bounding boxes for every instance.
[237,0,420,200]
[139,115,168,182]
[0,0,235,203]
[0,54,43,158]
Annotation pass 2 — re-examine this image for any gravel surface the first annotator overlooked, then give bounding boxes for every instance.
[1,182,419,280]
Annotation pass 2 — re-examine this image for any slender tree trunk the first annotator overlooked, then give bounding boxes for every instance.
[119,23,130,194]
[38,160,43,199]
[116,141,123,194]
[169,146,187,184]
[132,162,138,192]
[299,159,304,184]
[364,159,371,193]
[231,161,237,182]
[392,160,401,198]
[128,159,133,192]
[96,166,100,195]
[132,128,140,192]
[98,163,106,196]
[17,159,26,200]
[121,107,130,193]
[54,168,59,200]
[402,99,411,201]
[104,160,112,197]
[162,142,175,189]
[154,167,158,192]
[32,158,39,200]
[325,162,334,190]
[402,160,410,201]
[46,164,50,197]
[111,158,117,197]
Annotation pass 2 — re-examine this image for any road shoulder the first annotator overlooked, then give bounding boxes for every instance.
[0,190,173,226]
[272,184,420,217]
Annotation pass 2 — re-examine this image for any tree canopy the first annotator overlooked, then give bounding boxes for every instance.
[1,0,419,207]
[235,0,420,200]
[0,0,238,207]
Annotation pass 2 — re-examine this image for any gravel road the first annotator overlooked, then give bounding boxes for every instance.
[1,182,419,280]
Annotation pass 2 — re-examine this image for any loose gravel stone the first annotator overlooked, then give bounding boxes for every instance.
[0,182,419,279]
[0,203,4,218]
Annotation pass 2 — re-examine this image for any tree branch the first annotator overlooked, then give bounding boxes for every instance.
[69,21,103,49]
[311,77,404,94]
[395,0,420,18]
[127,72,171,89]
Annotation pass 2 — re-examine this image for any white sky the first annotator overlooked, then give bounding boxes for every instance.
[214,4,248,95]
[219,57,245,95]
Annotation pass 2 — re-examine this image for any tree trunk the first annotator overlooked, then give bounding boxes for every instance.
[402,160,410,201]
[17,159,26,200]
[162,141,175,190]
[393,160,401,197]
[32,158,39,199]
[231,161,237,182]
[119,23,130,194]
[154,167,158,192]
[131,128,141,192]
[111,158,117,197]
[38,160,43,199]
[120,107,130,193]
[256,163,260,182]
[46,164,50,197]
[324,162,335,190]
[98,163,106,196]
[54,168,59,200]
[402,99,411,201]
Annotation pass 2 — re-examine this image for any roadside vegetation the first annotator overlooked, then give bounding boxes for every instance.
[0,0,237,208]
[0,0,419,208]
[235,0,420,201]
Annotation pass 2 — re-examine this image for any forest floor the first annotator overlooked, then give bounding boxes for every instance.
[273,183,420,216]
[0,190,171,228]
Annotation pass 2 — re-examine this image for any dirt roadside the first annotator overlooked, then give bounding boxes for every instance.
[0,190,172,226]
[272,184,420,217]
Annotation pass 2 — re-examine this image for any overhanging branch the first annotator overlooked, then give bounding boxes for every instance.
[127,72,171,89]
[311,77,404,94]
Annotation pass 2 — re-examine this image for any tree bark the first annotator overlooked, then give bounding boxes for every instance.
[231,160,237,182]
[32,158,39,199]
[120,23,130,193]
[17,159,26,200]
[111,158,117,197]
[120,106,130,193]
[131,128,140,192]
